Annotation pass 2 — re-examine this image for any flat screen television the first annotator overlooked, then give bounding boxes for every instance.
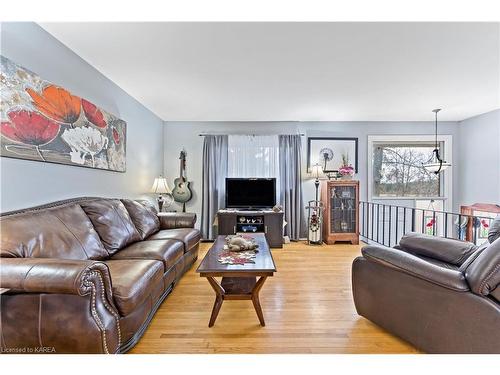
[225,178,276,209]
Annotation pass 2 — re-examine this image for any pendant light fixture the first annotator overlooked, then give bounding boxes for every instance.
[423,108,451,174]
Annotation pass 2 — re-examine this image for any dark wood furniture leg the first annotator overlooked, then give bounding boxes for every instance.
[204,276,269,327]
[207,277,225,327]
[251,276,267,326]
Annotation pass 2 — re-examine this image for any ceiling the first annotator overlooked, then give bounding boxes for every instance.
[40,22,499,122]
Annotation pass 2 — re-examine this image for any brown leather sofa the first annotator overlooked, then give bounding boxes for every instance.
[0,197,201,354]
[352,225,500,353]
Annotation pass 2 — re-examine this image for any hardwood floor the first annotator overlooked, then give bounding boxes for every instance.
[130,241,419,354]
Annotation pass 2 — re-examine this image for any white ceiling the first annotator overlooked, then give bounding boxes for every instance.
[40,22,499,122]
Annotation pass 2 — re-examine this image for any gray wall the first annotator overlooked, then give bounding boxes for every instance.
[458,109,500,206]
[164,121,461,228]
[0,23,164,211]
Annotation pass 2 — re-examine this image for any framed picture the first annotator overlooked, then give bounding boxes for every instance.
[307,137,358,173]
[0,55,127,172]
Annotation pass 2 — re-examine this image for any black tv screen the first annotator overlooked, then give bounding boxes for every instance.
[225,178,276,209]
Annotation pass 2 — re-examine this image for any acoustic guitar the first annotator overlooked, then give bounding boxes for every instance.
[172,150,192,212]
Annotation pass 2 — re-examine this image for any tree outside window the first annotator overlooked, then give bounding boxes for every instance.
[373,143,440,197]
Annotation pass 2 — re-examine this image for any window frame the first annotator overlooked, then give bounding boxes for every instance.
[367,135,453,211]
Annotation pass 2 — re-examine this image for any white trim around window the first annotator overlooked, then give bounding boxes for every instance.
[367,135,453,211]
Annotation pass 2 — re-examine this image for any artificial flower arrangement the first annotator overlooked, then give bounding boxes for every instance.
[338,153,355,178]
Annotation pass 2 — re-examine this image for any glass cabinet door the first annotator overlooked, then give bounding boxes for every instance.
[330,185,357,233]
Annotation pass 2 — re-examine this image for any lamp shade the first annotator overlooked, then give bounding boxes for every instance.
[423,161,451,174]
[151,176,171,194]
[311,164,323,179]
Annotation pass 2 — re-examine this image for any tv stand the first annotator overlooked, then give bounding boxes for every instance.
[217,210,284,248]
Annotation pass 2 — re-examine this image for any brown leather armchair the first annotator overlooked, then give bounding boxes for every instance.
[0,197,201,354]
[352,228,500,353]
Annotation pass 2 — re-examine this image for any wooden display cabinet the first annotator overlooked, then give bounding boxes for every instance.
[321,180,360,245]
[460,203,500,244]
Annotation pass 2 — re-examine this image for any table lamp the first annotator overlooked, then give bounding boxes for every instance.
[311,164,323,202]
[151,175,173,212]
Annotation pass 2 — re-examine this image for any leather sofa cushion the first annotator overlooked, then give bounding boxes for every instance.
[465,237,500,296]
[0,204,108,260]
[491,287,500,303]
[110,239,183,272]
[459,242,489,273]
[147,228,201,252]
[121,199,160,239]
[416,255,460,271]
[361,245,469,292]
[399,232,477,266]
[105,259,163,316]
[158,212,196,229]
[488,216,500,244]
[80,199,141,255]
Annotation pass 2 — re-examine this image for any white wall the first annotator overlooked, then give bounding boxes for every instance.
[164,121,461,228]
[0,23,164,211]
[458,109,500,206]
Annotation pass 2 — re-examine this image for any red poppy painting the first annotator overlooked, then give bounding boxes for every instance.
[112,127,120,144]
[0,55,127,172]
[1,110,59,145]
[82,98,107,128]
[26,85,82,125]
[1,110,60,161]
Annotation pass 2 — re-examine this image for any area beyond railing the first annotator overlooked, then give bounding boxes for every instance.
[359,201,496,247]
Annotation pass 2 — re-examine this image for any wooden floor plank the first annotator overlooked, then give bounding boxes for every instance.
[129,241,419,354]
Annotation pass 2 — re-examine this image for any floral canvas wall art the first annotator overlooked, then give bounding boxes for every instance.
[0,55,126,172]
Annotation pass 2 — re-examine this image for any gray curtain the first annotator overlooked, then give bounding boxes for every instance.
[279,134,306,240]
[201,135,228,240]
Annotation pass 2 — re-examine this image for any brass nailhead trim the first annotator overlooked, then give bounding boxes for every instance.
[83,271,121,354]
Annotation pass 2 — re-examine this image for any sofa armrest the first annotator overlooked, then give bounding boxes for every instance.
[158,212,196,229]
[361,245,470,291]
[0,258,113,298]
[399,232,478,266]
[0,257,121,353]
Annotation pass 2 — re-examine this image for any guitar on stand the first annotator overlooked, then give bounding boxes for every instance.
[171,150,193,212]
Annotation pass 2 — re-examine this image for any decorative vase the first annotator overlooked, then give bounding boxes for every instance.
[341,174,353,180]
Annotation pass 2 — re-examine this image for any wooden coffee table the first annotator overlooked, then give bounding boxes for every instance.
[196,233,276,327]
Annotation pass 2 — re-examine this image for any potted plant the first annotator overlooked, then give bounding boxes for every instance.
[338,153,355,180]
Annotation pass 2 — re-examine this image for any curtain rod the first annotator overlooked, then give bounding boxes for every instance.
[198,133,305,137]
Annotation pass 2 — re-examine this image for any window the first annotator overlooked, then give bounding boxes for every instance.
[227,135,280,200]
[368,135,453,212]
[373,143,441,198]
